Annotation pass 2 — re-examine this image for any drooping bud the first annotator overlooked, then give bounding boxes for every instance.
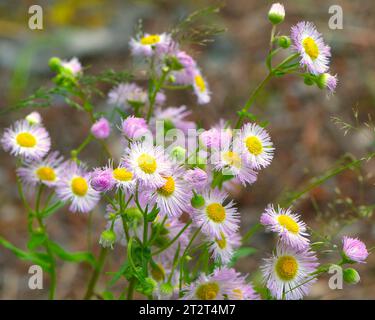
[343,268,360,285]
[99,229,116,249]
[277,35,291,49]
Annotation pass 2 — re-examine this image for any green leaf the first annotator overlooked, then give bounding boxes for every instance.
[0,236,51,270]
[27,232,47,250]
[48,241,97,267]
[228,247,257,267]
[107,261,129,287]
[102,291,114,300]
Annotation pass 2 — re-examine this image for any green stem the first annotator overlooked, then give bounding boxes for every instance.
[34,184,57,300]
[146,70,169,123]
[71,134,93,159]
[84,247,108,300]
[127,277,136,300]
[152,220,192,255]
[235,72,273,129]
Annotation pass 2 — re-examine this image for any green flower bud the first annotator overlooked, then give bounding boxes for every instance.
[48,57,62,72]
[124,207,143,221]
[343,268,360,285]
[278,36,291,49]
[191,194,205,208]
[159,282,174,299]
[99,229,116,249]
[170,146,186,162]
[304,76,314,86]
[268,3,285,25]
[150,262,166,282]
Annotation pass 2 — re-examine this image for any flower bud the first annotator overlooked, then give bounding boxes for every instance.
[124,207,143,221]
[277,36,291,49]
[191,194,205,208]
[48,57,62,72]
[91,117,111,140]
[158,282,174,299]
[170,146,186,162]
[268,3,285,25]
[99,229,116,249]
[316,73,338,93]
[25,112,42,125]
[343,268,360,285]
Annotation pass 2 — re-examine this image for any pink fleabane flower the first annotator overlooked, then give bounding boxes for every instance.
[342,236,369,263]
[122,116,149,140]
[91,117,111,139]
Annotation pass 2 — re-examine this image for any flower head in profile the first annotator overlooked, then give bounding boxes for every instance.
[316,73,338,94]
[260,205,309,250]
[148,166,192,218]
[239,123,274,169]
[108,83,147,111]
[184,168,208,192]
[56,161,100,213]
[291,21,331,75]
[122,142,171,189]
[130,33,173,57]
[122,116,149,140]
[91,117,111,140]
[17,151,65,187]
[152,106,196,134]
[170,51,197,85]
[1,120,51,160]
[342,236,369,263]
[61,57,82,76]
[192,70,211,105]
[193,189,240,238]
[261,243,318,300]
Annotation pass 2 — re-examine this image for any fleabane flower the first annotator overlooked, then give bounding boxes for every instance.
[17,151,65,187]
[213,147,258,187]
[90,167,115,192]
[184,168,208,191]
[291,21,331,75]
[1,120,51,160]
[268,3,285,25]
[342,236,369,263]
[56,161,100,213]
[215,268,260,300]
[239,123,274,169]
[91,117,111,139]
[122,116,149,140]
[61,57,82,76]
[316,73,338,94]
[148,166,192,218]
[152,106,196,134]
[208,231,241,265]
[260,205,309,250]
[122,142,171,189]
[261,243,318,300]
[108,83,147,111]
[193,189,240,238]
[170,51,197,85]
[200,127,232,150]
[129,33,172,57]
[192,70,210,104]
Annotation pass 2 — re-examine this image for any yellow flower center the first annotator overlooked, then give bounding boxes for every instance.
[36,166,56,182]
[302,37,319,60]
[206,203,226,223]
[275,255,298,281]
[277,215,299,234]
[222,151,242,168]
[113,168,133,182]
[195,282,219,300]
[195,75,206,93]
[157,176,175,197]
[215,232,227,249]
[71,176,88,197]
[137,153,157,174]
[16,132,36,148]
[140,34,160,45]
[232,288,244,300]
[245,136,263,156]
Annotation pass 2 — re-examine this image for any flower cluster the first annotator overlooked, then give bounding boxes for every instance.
[0,3,370,301]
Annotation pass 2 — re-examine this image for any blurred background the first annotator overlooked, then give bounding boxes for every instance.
[0,0,374,299]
